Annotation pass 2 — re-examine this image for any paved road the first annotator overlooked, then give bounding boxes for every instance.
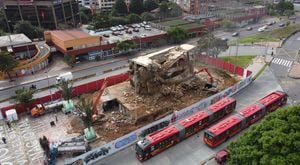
[269,32,300,103]
[94,67,283,165]
[0,68,128,108]
[0,60,128,101]
[214,16,299,41]
[219,45,267,57]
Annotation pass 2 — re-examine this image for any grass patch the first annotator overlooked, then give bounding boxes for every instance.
[230,24,300,45]
[253,63,267,80]
[158,18,203,30]
[220,56,255,68]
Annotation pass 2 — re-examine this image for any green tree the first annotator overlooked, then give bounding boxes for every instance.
[80,6,92,24]
[127,13,142,24]
[117,40,137,53]
[56,80,73,101]
[167,27,187,44]
[159,1,169,18]
[15,87,35,111]
[113,0,128,15]
[63,55,76,67]
[197,33,228,57]
[76,97,93,128]
[228,105,300,165]
[0,51,19,81]
[110,17,128,26]
[14,21,37,39]
[141,12,156,21]
[91,14,111,29]
[130,0,144,14]
[167,2,183,17]
[284,9,294,18]
[220,19,236,31]
[276,1,294,15]
[143,0,159,12]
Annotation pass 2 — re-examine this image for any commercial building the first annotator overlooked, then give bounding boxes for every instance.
[0,34,50,80]
[44,29,102,58]
[45,23,166,60]
[3,0,80,30]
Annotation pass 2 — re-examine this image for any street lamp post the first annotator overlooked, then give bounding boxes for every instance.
[45,70,53,102]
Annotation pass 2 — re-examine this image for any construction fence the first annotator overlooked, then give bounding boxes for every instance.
[65,55,253,165]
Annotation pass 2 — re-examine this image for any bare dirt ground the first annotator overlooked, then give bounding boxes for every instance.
[69,65,239,148]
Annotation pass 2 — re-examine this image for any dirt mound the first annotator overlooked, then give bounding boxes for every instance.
[68,116,85,134]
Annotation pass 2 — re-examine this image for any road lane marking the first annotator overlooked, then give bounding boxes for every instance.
[271,58,293,68]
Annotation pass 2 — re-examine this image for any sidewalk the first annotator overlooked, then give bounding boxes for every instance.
[246,56,267,77]
[288,62,300,78]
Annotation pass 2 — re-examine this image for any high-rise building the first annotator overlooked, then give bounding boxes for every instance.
[3,0,81,30]
[80,0,130,13]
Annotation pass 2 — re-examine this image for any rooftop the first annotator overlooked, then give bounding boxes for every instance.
[130,44,195,67]
[49,29,92,42]
[0,34,32,47]
[88,23,166,44]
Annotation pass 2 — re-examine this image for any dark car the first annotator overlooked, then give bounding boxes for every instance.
[232,32,239,37]
[246,27,253,31]
[279,23,285,27]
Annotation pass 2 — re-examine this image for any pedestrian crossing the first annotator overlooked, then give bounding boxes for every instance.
[271,58,293,67]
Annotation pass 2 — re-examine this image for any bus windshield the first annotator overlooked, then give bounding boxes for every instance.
[135,144,143,155]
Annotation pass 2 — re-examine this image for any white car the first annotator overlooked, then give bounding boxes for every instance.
[258,28,264,32]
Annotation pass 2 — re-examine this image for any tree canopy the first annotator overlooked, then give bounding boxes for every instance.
[117,40,137,52]
[14,21,39,39]
[197,33,228,57]
[228,105,300,165]
[63,55,76,67]
[0,51,19,80]
[127,13,142,24]
[143,0,159,12]
[57,80,73,101]
[130,0,144,14]
[141,12,156,21]
[76,97,93,128]
[167,26,187,44]
[15,88,35,107]
[276,1,294,15]
[113,0,128,15]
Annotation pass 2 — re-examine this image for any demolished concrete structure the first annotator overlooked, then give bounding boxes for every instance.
[129,44,196,95]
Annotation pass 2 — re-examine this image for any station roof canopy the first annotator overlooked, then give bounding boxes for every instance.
[0,34,32,47]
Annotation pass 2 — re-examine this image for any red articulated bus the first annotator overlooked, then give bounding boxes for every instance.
[203,91,287,148]
[135,97,236,161]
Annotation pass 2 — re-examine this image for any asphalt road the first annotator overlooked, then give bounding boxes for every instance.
[269,31,300,103]
[0,60,128,101]
[93,67,283,165]
[214,17,289,41]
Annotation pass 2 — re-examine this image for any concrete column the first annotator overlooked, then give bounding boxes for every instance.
[69,1,75,27]
[17,1,24,21]
[61,2,67,25]
[51,5,58,29]
[34,4,41,27]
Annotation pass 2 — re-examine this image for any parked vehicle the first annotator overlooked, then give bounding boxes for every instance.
[246,27,253,31]
[279,23,285,27]
[56,72,73,84]
[215,149,230,164]
[232,32,239,37]
[203,91,287,148]
[135,97,236,161]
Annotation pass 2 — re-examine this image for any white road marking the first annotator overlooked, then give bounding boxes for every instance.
[271,58,293,68]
